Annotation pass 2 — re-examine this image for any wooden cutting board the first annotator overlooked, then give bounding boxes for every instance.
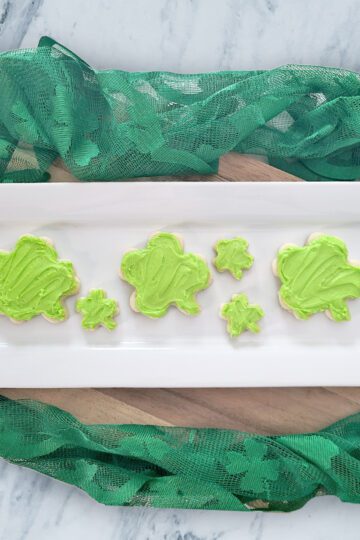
[2,154,360,435]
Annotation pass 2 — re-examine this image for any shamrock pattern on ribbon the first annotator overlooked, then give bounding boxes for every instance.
[225,438,280,494]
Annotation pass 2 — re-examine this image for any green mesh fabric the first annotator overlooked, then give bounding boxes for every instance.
[1,396,360,512]
[1,36,360,183]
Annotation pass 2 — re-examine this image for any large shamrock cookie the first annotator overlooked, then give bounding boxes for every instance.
[0,235,79,322]
[120,232,211,318]
[273,233,360,321]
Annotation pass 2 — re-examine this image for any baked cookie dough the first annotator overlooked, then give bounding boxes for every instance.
[0,234,79,322]
[76,289,118,330]
[273,233,360,321]
[220,293,264,337]
[120,232,211,318]
[214,237,253,279]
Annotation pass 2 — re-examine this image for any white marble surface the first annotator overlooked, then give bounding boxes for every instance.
[1,0,360,538]
[1,460,360,540]
[0,0,359,72]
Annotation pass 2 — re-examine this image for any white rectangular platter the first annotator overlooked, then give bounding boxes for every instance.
[0,181,359,388]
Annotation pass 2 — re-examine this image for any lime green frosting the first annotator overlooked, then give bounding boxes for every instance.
[221,293,264,337]
[76,289,118,330]
[0,235,78,322]
[121,232,211,318]
[214,237,253,279]
[276,235,360,321]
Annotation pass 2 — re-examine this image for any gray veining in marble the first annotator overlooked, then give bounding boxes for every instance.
[0,0,359,73]
[0,0,360,538]
[0,0,43,50]
[1,459,360,540]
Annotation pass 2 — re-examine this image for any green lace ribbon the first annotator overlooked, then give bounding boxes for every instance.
[1,396,360,511]
[1,36,360,182]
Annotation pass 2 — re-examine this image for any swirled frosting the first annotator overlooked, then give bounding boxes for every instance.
[214,237,254,279]
[121,232,211,318]
[221,293,264,337]
[0,235,78,322]
[76,289,118,330]
[276,234,360,321]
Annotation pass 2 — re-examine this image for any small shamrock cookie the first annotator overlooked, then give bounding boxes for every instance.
[0,235,79,323]
[120,232,211,318]
[273,233,360,321]
[76,289,118,330]
[221,293,264,337]
[214,237,254,279]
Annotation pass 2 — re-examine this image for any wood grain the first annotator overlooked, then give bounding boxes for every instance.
[2,153,359,435]
[2,387,359,434]
[48,153,300,183]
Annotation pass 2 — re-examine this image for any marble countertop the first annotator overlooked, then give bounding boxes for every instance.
[0,0,359,538]
[1,461,360,540]
[1,0,359,73]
